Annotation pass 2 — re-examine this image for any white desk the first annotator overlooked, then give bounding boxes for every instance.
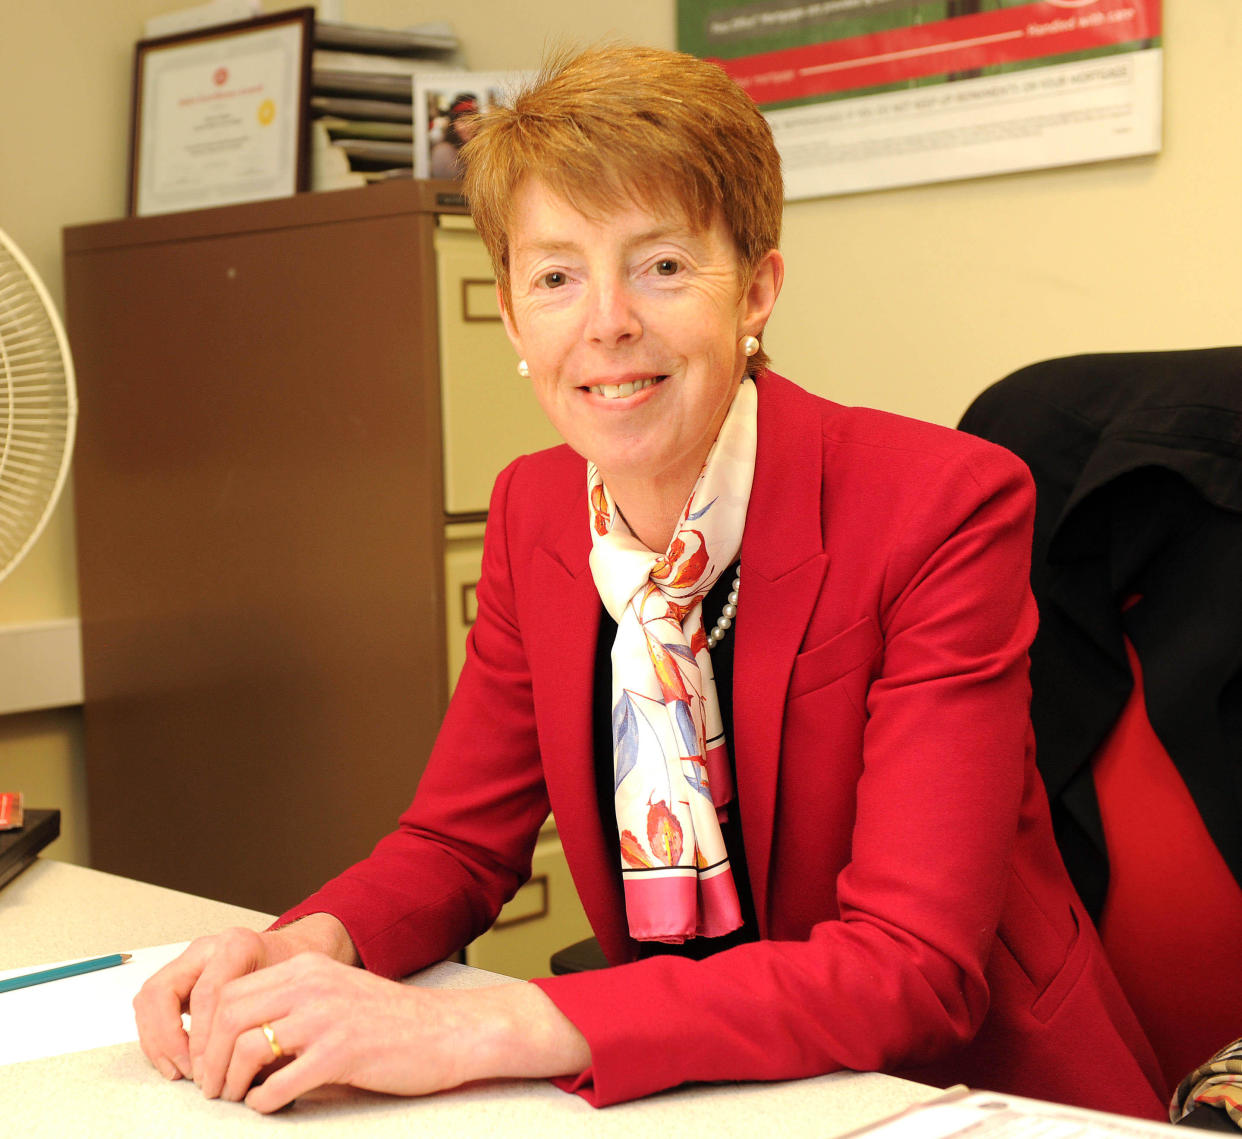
[0,861,939,1136]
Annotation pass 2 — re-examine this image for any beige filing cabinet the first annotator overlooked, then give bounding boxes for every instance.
[435,215,552,513]
[443,521,594,979]
[67,181,590,977]
[436,219,593,979]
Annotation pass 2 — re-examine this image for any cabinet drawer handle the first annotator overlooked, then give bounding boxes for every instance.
[460,581,478,626]
[461,278,501,322]
[493,874,549,929]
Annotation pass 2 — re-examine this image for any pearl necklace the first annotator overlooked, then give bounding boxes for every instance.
[706,567,741,651]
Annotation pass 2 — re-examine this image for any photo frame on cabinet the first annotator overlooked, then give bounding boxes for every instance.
[413,71,531,180]
[128,7,313,216]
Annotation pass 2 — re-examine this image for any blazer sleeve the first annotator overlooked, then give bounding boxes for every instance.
[274,458,552,978]
[531,441,1040,1106]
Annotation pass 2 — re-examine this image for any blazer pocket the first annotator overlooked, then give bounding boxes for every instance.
[787,616,882,701]
[996,873,1087,1024]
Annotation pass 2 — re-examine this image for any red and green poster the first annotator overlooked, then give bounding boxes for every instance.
[678,0,1162,199]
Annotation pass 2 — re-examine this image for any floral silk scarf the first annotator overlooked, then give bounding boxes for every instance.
[587,378,756,942]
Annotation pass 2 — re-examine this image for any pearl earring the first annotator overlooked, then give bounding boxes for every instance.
[517,360,530,378]
[741,335,760,357]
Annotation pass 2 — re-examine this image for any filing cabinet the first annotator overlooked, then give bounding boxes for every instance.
[66,181,590,975]
[443,520,487,689]
[442,521,593,978]
[435,221,590,977]
[435,215,561,515]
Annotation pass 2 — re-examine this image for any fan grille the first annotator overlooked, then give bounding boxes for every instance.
[0,230,78,584]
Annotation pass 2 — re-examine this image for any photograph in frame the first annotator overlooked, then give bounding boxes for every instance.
[413,71,531,180]
[129,7,314,216]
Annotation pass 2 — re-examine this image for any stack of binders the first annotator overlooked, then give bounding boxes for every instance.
[310,20,460,189]
[0,803,60,890]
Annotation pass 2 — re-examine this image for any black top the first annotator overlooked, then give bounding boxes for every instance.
[592,562,760,959]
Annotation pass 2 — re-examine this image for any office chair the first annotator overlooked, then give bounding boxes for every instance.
[959,347,1242,1098]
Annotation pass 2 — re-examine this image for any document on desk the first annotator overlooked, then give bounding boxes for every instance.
[848,1089,1178,1137]
[0,942,189,1066]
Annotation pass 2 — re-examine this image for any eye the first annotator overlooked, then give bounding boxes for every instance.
[539,270,567,289]
[654,258,680,276]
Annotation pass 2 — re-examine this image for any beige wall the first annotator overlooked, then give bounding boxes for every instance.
[0,1,1237,864]
[0,0,195,859]
[771,8,1242,427]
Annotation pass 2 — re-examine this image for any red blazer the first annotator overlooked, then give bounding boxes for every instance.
[280,374,1165,1117]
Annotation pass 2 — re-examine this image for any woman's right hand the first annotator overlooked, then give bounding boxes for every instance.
[132,915,357,1083]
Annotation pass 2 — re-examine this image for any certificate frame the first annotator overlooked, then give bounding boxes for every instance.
[128,7,314,216]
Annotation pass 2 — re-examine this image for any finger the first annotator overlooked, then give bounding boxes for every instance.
[197,973,292,1100]
[132,981,188,1079]
[244,1041,340,1115]
[133,983,189,1080]
[187,930,266,1083]
[220,1022,290,1104]
[133,944,214,1080]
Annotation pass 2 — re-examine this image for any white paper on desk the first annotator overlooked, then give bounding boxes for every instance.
[849,1090,1179,1137]
[0,942,190,1066]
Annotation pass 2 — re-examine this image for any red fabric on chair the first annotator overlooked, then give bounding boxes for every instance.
[1093,632,1242,1091]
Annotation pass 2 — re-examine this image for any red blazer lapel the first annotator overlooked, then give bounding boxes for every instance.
[734,374,830,933]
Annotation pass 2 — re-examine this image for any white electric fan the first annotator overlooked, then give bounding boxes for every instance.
[0,229,77,582]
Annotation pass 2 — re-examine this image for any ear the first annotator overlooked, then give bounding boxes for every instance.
[740,249,784,337]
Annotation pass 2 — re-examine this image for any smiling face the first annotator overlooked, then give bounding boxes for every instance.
[500,178,782,534]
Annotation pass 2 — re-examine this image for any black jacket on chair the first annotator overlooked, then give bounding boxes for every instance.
[958,347,1242,920]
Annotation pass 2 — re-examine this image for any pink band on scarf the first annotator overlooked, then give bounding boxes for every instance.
[622,864,744,943]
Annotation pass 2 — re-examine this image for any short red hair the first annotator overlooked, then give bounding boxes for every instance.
[462,45,783,374]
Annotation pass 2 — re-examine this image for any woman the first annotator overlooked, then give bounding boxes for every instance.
[134,46,1166,1118]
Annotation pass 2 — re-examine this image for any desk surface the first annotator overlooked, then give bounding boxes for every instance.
[0,861,939,1136]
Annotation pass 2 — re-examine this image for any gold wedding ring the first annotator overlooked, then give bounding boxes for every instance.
[260,1021,283,1060]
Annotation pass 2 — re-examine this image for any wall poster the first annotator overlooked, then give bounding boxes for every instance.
[677,0,1162,200]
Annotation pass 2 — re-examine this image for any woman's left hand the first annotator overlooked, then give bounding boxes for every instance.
[192,952,590,1112]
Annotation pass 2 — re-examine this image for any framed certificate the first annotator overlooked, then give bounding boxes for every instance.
[128,8,313,216]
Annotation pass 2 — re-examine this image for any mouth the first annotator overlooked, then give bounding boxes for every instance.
[588,375,667,400]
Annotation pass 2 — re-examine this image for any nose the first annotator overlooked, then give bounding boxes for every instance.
[583,277,641,347]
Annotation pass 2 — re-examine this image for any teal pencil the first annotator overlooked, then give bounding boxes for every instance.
[0,953,132,994]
